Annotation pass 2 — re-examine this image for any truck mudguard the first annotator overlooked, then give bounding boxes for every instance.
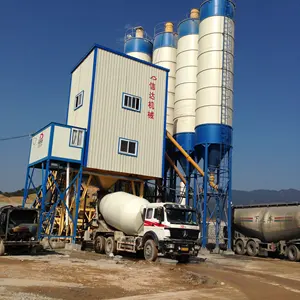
[142,231,159,246]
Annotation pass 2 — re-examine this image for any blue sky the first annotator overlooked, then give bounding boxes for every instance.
[0,0,299,192]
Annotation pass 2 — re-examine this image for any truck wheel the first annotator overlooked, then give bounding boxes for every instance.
[105,237,117,256]
[0,240,4,256]
[287,245,300,262]
[94,236,106,254]
[246,240,258,257]
[235,240,245,255]
[144,239,158,262]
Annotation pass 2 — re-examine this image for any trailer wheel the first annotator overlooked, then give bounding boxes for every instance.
[144,239,158,262]
[94,236,106,254]
[235,240,245,255]
[246,240,258,257]
[287,245,300,262]
[0,239,4,256]
[105,237,117,256]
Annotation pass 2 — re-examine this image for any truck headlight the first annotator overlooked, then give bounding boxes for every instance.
[167,244,175,249]
[31,237,35,241]
[195,245,200,250]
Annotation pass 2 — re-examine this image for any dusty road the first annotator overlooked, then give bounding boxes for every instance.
[0,250,299,299]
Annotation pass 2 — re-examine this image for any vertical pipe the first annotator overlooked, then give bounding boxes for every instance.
[215,197,220,252]
[163,170,167,201]
[169,167,174,201]
[66,163,70,226]
[73,166,83,243]
[185,161,190,206]
[227,147,233,250]
[202,145,208,248]
[173,160,177,203]
[193,172,197,223]
[139,182,145,198]
[22,167,30,207]
[40,161,50,239]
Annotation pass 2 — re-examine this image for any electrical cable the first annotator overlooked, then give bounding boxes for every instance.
[0,134,32,141]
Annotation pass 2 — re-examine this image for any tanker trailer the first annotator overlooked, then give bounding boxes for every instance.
[232,203,300,261]
[85,192,200,262]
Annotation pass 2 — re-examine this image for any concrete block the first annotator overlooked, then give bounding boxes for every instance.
[64,243,82,251]
[198,247,211,256]
[223,249,235,256]
[41,238,65,250]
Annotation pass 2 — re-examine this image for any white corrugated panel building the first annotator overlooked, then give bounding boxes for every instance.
[66,45,169,179]
[28,123,85,167]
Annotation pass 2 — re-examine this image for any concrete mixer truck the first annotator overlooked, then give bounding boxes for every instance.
[84,192,200,262]
[230,203,300,262]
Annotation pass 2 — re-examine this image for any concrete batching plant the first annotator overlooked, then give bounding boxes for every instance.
[22,0,237,254]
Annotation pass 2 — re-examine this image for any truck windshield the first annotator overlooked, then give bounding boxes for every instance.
[166,209,197,225]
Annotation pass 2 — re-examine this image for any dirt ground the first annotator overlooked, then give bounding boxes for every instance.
[0,249,300,300]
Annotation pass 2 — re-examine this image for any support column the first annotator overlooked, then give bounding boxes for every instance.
[39,160,50,239]
[66,163,70,227]
[22,167,30,207]
[214,196,220,253]
[193,172,197,223]
[185,160,190,206]
[72,167,83,243]
[202,145,208,249]
[227,147,233,251]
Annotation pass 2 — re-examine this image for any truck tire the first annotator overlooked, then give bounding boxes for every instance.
[0,240,5,256]
[144,239,158,262]
[287,245,300,262]
[105,237,117,256]
[246,240,258,257]
[235,240,245,255]
[94,236,106,254]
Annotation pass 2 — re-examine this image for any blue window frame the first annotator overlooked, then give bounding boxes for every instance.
[122,93,141,112]
[118,137,138,157]
[74,90,84,110]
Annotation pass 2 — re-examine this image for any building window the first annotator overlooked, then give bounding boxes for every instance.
[74,91,84,110]
[122,93,141,112]
[70,128,84,148]
[118,138,138,157]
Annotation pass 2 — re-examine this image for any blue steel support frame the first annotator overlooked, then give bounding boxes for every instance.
[202,144,209,248]
[215,195,220,250]
[193,172,197,223]
[198,143,232,251]
[185,160,190,206]
[227,147,233,250]
[22,161,83,242]
[39,160,50,238]
[22,167,30,207]
[73,165,83,242]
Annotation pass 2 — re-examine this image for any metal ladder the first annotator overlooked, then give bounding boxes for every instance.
[221,15,232,125]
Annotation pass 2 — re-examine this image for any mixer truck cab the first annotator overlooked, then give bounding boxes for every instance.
[141,203,200,261]
[88,192,200,262]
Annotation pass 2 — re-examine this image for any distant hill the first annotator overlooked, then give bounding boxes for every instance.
[232,189,300,206]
